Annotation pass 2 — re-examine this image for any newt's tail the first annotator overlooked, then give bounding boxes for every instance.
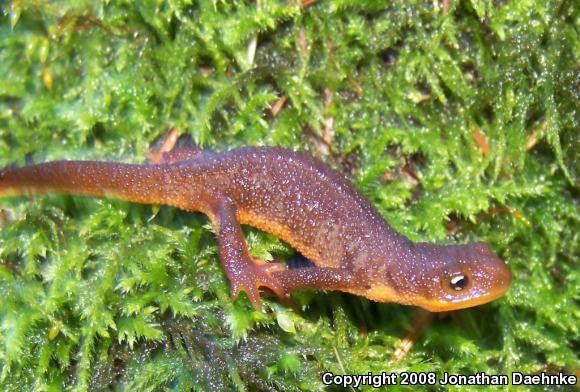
[0,161,172,206]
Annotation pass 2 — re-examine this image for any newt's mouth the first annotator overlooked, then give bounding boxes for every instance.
[418,285,510,312]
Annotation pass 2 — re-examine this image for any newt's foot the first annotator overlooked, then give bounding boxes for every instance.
[230,261,288,310]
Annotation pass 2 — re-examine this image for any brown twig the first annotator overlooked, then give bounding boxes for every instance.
[270,95,288,117]
[526,121,547,151]
[472,128,491,156]
[482,207,532,226]
[442,0,451,14]
[393,310,434,361]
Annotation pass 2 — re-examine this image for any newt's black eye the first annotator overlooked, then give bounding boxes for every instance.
[449,274,469,291]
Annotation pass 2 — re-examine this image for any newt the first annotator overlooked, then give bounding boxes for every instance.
[0,131,511,311]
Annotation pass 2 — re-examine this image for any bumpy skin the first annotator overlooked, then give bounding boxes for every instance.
[0,142,512,311]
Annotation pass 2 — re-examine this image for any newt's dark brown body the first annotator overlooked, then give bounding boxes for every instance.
[0,137,511,311]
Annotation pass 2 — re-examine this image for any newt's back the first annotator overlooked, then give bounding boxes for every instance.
[180,147,407,268]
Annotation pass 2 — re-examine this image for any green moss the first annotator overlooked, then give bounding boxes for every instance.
[0,1,578,390]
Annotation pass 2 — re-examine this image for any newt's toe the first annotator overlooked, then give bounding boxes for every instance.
[230,261,288,310]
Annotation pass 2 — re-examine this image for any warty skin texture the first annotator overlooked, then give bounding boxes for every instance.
[0,146,512,311]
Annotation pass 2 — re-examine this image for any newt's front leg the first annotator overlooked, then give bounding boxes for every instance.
[273,267,355,293]
[215,198,287,309]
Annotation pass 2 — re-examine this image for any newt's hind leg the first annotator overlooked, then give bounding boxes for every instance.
[215,198,288,309]
[146,128,205,164]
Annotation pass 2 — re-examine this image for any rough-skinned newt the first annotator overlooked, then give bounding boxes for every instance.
[0,133,512,311]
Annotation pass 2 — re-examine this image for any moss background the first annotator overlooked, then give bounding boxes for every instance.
[0,0,578,390]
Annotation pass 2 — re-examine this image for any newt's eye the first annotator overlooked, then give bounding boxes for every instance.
[449,274,469,291]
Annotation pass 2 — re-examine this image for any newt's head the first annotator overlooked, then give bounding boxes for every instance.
[422,242,511,311]
[361,242,512,312]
